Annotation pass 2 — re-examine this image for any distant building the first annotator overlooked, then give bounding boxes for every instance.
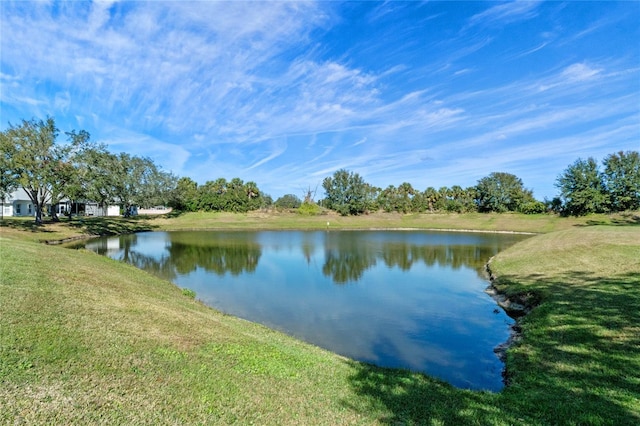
[1,188,120,218]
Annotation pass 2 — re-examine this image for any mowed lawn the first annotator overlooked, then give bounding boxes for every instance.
[1,213,639,425]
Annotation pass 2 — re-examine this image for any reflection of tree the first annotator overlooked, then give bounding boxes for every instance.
[381,243,416,270]
[300,233,317,265]
[82,231,518,286]
[323,251,378,283]
[86,235,177,280]
[322,233,378,283]
[83,232,262,280]
[322,234,514,284]
[167,242,260,276]
[407,245,497,271]
[166,232,261,276]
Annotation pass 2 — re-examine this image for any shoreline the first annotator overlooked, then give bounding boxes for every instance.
[484,258,538,386]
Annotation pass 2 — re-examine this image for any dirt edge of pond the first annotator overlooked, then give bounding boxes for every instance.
[484,258,540,387]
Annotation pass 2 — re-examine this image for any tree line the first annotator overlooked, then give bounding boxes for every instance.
[554,152,640,216]
[2,117,638,223]
[319,169,545,216]
[320,151,639,216]
[170,176,266,213]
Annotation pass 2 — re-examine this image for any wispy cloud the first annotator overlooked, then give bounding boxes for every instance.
[1,1,637,200]
[467,1,541,28]
[560,63,602,82]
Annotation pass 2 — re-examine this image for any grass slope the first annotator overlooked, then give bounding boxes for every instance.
[1,214,639,424]
[489,226,640,425]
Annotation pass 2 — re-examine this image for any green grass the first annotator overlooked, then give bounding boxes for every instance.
[145,209,637,234]
[1,212,639,424]
[489,226,640,425]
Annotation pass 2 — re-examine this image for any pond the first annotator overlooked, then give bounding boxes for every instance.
[70,230,529,391]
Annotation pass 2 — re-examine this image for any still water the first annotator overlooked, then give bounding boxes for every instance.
[72,230,528,391]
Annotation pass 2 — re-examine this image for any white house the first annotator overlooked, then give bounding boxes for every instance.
[1,188,120,218]
[1,188,35,218]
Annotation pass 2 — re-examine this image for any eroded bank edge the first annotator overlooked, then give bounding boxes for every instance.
[484,257,540,386]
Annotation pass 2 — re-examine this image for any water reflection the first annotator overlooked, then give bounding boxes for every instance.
[167,233,261,277]
[81,232,261,280]
[71,230,528,391]
[80,231,508,285]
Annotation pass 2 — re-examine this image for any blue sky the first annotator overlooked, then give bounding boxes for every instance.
[2,1,639,200]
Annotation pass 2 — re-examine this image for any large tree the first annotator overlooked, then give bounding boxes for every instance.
[602,150,640,211]
[275,194,302,209]
[73,147,175,215]
[1,117,86,224]
[475,172,534,213]
[423,187,439,212]
[556,157,608,216]
[169,177,199,211]
[47,130,92,221]
[396,182,415,213]
[377,185,397,213]
[110,154,176,215]
[322,169,370,216]
[75,147,120,213]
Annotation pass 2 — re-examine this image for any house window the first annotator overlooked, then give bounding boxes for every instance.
[28,204,32,214]
[16,204,21,214]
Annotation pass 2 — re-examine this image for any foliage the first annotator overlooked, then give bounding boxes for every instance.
[518,200,547,214]
[75,148,176,214]
[169,177,199,211]
[181,288,196,299]
[322,169,371,216]
[1,117,176,221]
[376,183,478,214]
[196,177,263,213]
[297,201,323,216]
[261,194,273,209]
[274,194,302,209]
[476,172,535,213]
[445,185,478,213]
[556,157,609,216]
[0,117,88,224]
[602,150,640,211]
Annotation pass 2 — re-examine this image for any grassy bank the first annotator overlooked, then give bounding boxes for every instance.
[2,210,638,242]
[1,213,639,424]
[152,210,638,234]
[489,226,640,425]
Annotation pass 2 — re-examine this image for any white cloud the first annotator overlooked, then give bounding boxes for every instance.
[561,63,602,82]
[246,141,288,170]
[54,91,71,112]
[1,1,637,201]
[467,1,541,28]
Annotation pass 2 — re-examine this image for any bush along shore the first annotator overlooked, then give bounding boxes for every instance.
[1,212,639,425]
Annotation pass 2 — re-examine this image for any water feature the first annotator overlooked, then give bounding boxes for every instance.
[70,230,528,391]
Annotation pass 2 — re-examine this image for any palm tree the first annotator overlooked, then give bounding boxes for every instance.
[397,182,415,213]
[423,187,438,212]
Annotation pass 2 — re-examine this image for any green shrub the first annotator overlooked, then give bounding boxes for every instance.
[297,202,322,216]
[519,200,547,214]
[181,288,196,299]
